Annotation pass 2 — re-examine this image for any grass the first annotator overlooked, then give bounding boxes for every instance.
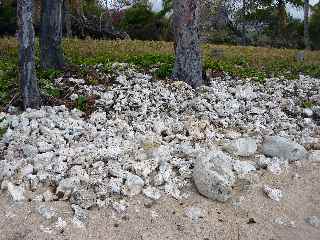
[0,116,7,138]
[1,37,320,108]
[75,95,88,112]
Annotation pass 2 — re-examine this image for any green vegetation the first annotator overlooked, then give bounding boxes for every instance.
[1,38,320,108]
[302,100,315,108]
[37,68,63,97]
[116,4,172,41]
[0,116,7,138]
[310,4,320,50]
[0,58,18,107]
[0,127,6,138]
[75,95,88,112]
[0,0,16,36]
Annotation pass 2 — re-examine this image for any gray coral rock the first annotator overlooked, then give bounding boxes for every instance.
[38,206,57,220]
[305,216,320,228]
[72,204,89,226]
[143,186,161,200]
[233,160,256,175]
[185,207,203,223]
[70,189,96,209]
[193,151,236,202]
[5,182,25,202]
[309,151,320,162]
[262,136,308,162]
[56,177,81,199]
[125,174,145,196]
[1,64,319,210]
[224,137,257,157]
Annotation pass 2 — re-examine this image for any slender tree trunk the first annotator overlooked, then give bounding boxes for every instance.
[304,0,311,50]
[75,0,84,16]
[172,0,203,88]
[40,0,64,69]
[277,0,287,33]
[17,0,41,109]
[32,0,41,30]
[63,0,72,37]
[242,0,247,45]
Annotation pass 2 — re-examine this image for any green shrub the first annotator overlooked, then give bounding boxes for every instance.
[207,30,238,45]
[0,0,17,36]
[119,4,172,41]
[310,3,320,50]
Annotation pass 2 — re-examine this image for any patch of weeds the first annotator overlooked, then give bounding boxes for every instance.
[0,127,7,138]
[302,100,314,108]
[232,55,249,66]
[303,64,320,78]
[98,63,114,74]
[75,95,87,112]
[87,78,99,85]
[143,142,161,150]
[155,63,173,78]
[39,78,61,97]
[2,38,320,109]
[204,60,226,72]
[37,68,63,80]
[0,117,7,138]
[204,59,267,82]
[126,54,174,69]
[37,68,63,97]
[0,60,18,106]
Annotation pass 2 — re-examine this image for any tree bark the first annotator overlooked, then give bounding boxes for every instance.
[63,0,72,37]
[40,0,64,69]
[304,0,311,50]
[32,0,41,30]
[276,0,287,33]
[242,0,247,45]
[172,0,203,88]
[17,0,41,109]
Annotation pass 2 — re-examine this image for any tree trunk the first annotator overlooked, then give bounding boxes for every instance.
[40,0,64,69]
[17,0,41,109]
[74,0,84,16]
[172,0,203,88]
[242,0,247,45]
[32,0,41,31]
[277,0,287,33]
[304,0,310,50]
[63,0,72,37]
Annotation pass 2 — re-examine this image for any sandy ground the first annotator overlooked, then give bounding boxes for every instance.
[0,160,319,240]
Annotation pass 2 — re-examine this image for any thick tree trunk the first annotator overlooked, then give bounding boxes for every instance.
[172,0,203,88]
[63,0,72,37]
[17,0,41,109]
[40,0,64,69]
[304,0,310,50]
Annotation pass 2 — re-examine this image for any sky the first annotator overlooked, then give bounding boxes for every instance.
[150,0,319,19]
[151,0,162,12]
[104,0,319,19]
[289,0,319,19]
